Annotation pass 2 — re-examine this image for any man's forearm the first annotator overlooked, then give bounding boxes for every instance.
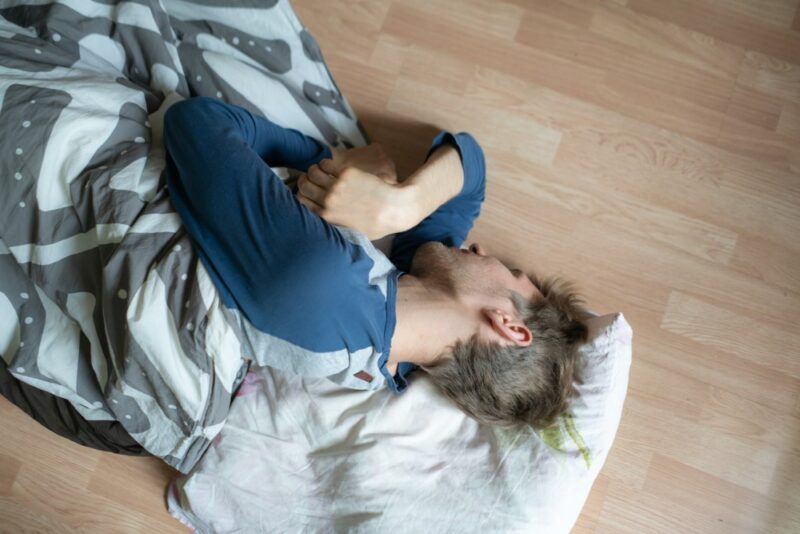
[401,144,465,227]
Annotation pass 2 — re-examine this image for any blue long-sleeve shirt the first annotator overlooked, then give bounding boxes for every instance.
[163,97,484,394]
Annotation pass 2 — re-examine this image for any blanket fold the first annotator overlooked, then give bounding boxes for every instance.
[0,0,366,472]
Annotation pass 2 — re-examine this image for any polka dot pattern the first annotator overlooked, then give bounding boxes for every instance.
[0,2,368,473]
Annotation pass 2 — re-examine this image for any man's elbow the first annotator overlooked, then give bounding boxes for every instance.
[163,97,225,152]
[164,96,221,129]
[163,100,191,145]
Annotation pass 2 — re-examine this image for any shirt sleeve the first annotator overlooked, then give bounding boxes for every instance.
[163,96,342,314]
[389,362,418,393]
[388,131,486,272]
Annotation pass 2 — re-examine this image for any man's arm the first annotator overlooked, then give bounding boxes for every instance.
[163,97,346,313]
[389,131,486,272]
[295,138,462,240]
[401,141,466,222]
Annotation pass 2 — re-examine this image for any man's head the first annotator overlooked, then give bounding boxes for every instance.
[408,241,590,428]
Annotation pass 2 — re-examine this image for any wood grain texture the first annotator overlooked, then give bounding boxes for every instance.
[2,0,799,531]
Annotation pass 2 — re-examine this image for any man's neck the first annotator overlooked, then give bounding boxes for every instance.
[387,274,479,373]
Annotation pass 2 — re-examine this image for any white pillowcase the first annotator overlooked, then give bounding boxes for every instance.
[168,312,632,533]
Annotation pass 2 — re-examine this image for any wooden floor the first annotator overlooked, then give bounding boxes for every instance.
[2,0,800,531]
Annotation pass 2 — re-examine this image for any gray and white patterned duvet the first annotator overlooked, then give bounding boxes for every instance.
[0,0,366,473]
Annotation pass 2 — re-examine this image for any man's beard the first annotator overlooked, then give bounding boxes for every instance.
[410,241,506,299]
[409,242,466,294]
[409,242,455,291]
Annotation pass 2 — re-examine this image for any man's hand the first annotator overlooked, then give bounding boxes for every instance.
[295,147,418,240]
[295,141,466,241]
[328,143,398,184]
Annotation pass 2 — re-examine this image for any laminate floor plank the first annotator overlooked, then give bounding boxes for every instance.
[3,1,798,531]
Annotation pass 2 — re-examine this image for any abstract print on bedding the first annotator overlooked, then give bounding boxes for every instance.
[0,0,366,473]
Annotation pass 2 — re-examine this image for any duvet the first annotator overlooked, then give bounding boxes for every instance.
[0,0,366,473]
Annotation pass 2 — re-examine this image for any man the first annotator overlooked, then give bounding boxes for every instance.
[164,97,589,428]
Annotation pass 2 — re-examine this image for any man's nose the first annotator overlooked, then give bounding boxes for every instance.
[469,243,486,256]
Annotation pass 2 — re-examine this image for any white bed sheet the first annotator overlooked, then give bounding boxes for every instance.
[167,312,632,533]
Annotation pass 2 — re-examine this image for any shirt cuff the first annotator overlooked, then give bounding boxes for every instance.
[425,131,486,199]
[392,362,419,393]
[317,144,333,165]
[377,356,419,394]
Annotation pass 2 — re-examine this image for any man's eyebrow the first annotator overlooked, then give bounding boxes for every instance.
[502,261,530,281]
[509,267,539,291]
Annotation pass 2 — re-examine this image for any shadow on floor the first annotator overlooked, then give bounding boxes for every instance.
[356,110,441,180]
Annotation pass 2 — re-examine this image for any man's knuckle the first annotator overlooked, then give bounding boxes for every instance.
[325,189,340,203]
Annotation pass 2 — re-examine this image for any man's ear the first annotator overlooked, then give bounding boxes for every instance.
[483,308,532,347]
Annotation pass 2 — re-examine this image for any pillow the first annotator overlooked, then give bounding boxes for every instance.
[167,312,632,533]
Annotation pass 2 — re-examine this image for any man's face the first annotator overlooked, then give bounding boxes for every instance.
[409,241,540,302]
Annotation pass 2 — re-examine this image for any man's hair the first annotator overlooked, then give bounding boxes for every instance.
[425,275,590,429]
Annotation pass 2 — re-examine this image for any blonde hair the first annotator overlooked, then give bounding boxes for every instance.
[425,276,590,428]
